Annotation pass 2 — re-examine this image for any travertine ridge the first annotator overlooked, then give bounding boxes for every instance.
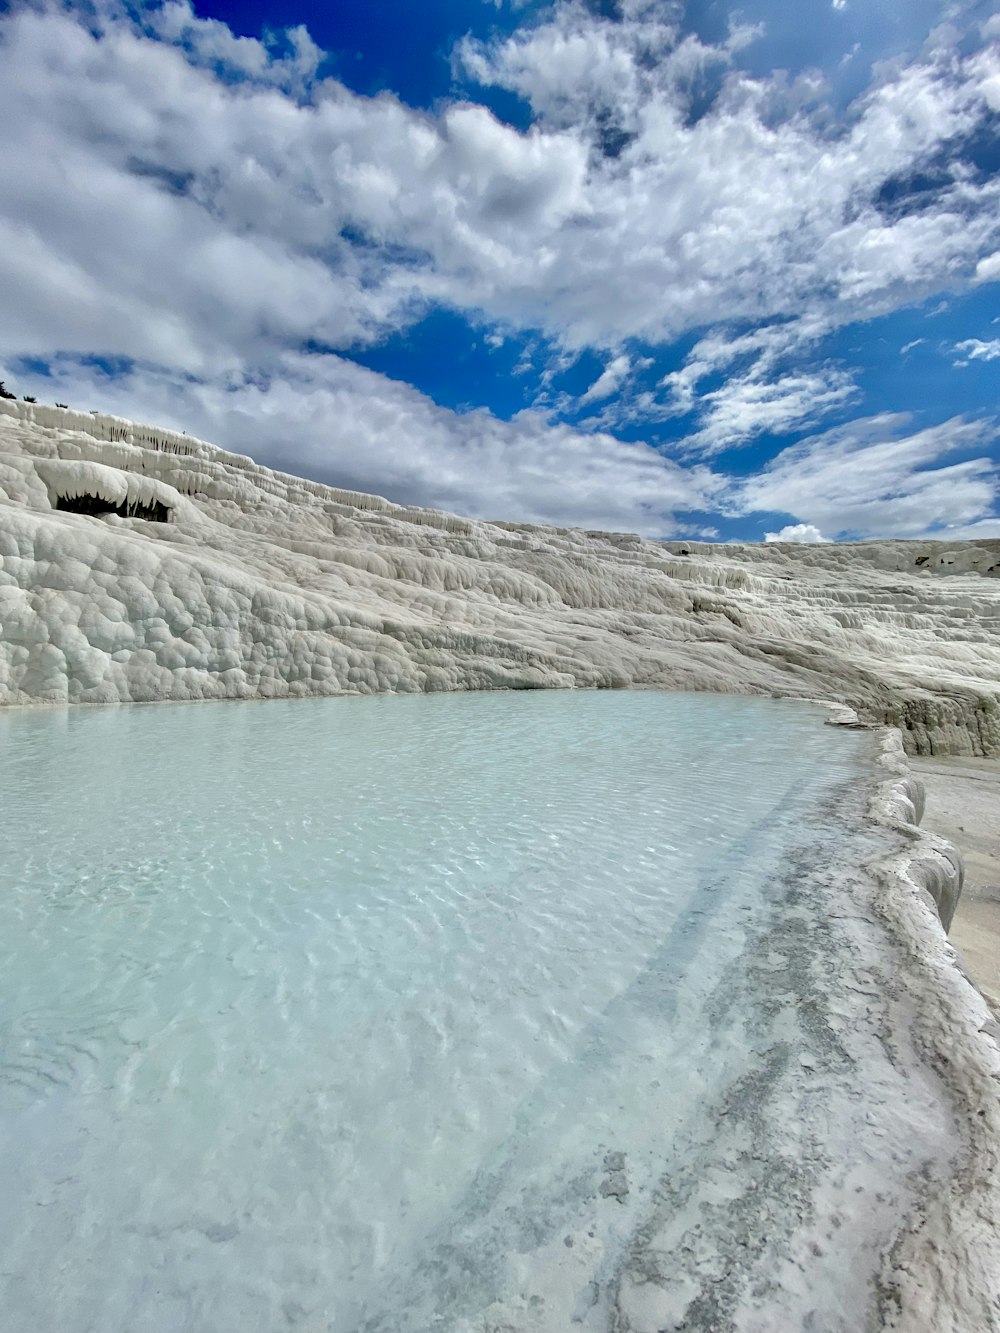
[1,398,998,754]
[865,725,1000,1332]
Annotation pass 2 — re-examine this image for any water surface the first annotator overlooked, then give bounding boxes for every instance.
[0,692,932,1330]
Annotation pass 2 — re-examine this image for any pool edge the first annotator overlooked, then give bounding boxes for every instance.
[826,703,1000,1333]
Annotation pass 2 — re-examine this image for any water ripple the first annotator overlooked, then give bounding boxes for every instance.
[0,690,875,1332]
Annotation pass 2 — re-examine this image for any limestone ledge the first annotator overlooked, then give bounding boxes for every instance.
[1,398,999,755]
[862,721,1000,1332]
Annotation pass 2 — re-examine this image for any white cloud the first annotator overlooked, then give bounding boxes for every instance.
[148,2,323,89]
[974,252,1000,283]
[953,338,1000,363]
[0,3,594,373]
[900,338,925,355]
[764,523,829,543]
[732,414,999,538]
[1,0,998,374]
[656,316,859,450]
[682,366,858,454]
[580,354,631,404]
[932,517,1000,539]
[0,3,998,536]
[456,4,1000,347]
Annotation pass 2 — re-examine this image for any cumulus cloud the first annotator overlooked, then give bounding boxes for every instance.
[2,0,999,369]
[457,1,1000,348]
[932,517,1000,539]
[0,2,998,532]
[764,524,829,543]
[732,414,999,539]
[148,2,324,89]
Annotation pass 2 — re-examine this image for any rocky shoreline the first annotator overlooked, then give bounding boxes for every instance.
[863,727,1000,1332]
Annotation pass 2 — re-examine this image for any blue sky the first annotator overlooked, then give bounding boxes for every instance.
[1,0,998,541]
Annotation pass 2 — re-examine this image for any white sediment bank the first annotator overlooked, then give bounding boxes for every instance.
[1,398,999,755]
[860,726,1000,1333]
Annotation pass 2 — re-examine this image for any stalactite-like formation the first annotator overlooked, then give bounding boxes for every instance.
[54,492,170,522]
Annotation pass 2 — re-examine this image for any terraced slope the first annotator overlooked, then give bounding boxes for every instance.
[2,399,998,753]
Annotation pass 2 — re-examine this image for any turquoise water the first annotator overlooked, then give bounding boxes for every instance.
[0,692,889,1329]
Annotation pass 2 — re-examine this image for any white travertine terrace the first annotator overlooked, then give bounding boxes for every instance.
[33,456,187,520]
[1,397,998,755]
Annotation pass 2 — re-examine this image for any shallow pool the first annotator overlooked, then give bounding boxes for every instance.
[0,692,950,1331]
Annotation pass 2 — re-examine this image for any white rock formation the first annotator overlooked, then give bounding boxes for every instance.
[2,398,998,754]
[865,726,1000,1333]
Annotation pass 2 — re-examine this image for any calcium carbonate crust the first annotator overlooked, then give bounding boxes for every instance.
[600,714,1000,1333]
[1,399,999,755]
[840,712,1000,1333]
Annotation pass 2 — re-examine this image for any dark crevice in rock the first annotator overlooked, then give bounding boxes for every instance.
[54,493,170,522]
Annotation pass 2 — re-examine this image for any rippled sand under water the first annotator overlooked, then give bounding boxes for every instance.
[0,692,955,1331]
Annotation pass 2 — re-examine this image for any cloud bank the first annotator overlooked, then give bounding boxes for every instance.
[0,0,998,539]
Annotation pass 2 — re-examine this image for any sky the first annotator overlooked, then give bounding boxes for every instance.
[0,0,998,542]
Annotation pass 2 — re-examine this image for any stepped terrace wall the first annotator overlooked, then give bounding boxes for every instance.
[1,399,998,755]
